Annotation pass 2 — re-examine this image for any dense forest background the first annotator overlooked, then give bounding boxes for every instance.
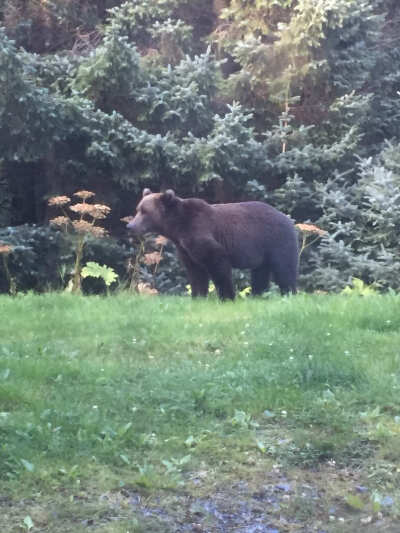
[1,0,400,293]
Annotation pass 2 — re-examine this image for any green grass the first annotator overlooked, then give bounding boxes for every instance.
[1,292,400,531]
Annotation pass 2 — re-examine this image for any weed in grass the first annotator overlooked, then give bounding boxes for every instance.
[130,462,167,489]
[284,492,322,523]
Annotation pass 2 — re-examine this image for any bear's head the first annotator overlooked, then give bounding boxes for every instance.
[127,188,180,237]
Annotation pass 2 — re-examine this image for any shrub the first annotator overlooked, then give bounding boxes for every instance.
[0,224,71,293]
[301,142,400,292]
[0,224,135,294]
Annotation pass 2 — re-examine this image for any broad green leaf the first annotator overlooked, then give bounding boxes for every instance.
[20,459,35,472]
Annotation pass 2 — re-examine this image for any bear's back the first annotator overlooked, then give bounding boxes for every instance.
[211,201,292,228]
[206,201,296,270]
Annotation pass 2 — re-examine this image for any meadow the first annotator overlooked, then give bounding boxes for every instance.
[1,292,400,532]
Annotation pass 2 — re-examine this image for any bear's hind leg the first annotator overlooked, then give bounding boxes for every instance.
[251,266,271,296]
[272,264,297,295]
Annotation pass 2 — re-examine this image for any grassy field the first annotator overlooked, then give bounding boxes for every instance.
[1,292,400,532]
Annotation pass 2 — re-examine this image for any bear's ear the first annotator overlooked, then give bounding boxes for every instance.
[162,189,177,206]
[142,188,152,197]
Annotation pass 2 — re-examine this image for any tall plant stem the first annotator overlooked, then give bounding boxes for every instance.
[130,240,145,292]
[298,235,323,260]
[2,253,16,295]
[72,237,85,293]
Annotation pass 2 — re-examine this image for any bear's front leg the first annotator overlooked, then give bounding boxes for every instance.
[184,238,235,301]
[210,260,235,300]
[176,245,209,297]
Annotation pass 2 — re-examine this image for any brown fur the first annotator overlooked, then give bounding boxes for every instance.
[127,189,298,300]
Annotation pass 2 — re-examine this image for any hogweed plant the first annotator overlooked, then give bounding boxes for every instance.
[122,227,167,295]
[143,235,166,275]
[296,223,327,260]
[137,235,167,294]
[0,242,16,295]
[48,190,110,293]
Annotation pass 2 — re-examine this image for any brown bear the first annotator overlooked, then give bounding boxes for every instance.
[127,188,298,300]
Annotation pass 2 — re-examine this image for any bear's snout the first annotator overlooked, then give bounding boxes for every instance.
[126,215,153,235]
[126,218,140,233]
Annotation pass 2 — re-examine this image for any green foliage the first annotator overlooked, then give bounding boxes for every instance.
[213,0,385,130]
[149,17,193,63]
[0,225,134,294]
[141,49,221,138]
[238,286,252,299]
[1,0,115,53]
[81,261,118,288]
[341,278,378,296]
[105,0,179,48]
[0,224,72,293]
[81,235,133,290]
[71,34,144,115]
[0,28,59,161]
[302,141,400,291]
[105,0,208,58]
[0,168,12,226]
[0,25,256,197]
